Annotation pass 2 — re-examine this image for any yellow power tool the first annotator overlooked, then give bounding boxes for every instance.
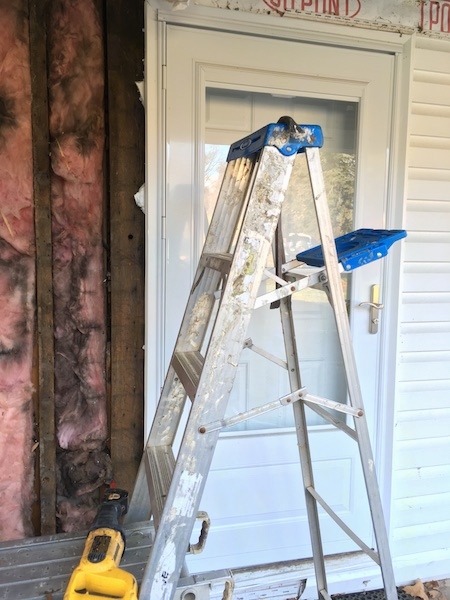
[64,488,138,600]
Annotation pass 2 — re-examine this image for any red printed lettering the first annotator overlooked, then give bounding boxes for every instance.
[442,3,450,32]
[347,0,361,18]
[420,1,450,32]
[430,1,441,28]
[329,0,339,15]
[262,0,361,18]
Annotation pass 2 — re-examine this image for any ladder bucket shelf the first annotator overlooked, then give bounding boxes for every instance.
[297,228,407,271]
[126,117,406,600]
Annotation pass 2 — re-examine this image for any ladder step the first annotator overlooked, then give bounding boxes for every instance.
[297,228,407,271]
[172,351,204,400]
[254,266,326,309]
[202,252,233,273]
[145,445,176,528]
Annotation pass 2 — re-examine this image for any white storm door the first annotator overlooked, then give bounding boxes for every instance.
[162,24,394,572]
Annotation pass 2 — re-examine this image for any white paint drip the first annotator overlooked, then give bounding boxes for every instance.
[170,471,203,518]
[154,540,177,600]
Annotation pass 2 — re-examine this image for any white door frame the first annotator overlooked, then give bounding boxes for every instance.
[143,0,412,571]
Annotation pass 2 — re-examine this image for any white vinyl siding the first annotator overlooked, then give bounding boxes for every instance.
[392,36,450,566]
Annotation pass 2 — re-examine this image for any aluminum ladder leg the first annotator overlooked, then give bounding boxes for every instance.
[267,146,398,600]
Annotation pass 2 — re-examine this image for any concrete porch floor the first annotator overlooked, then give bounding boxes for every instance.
[333,579,450,600]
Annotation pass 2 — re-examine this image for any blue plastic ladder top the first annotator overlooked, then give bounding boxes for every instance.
[296,229,407,271]
[227,117,324,161]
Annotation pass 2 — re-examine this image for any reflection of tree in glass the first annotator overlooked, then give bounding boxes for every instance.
[204,144,228,222]
[204,145,355,256]
[323,152,355,238]
[282,150,355,258]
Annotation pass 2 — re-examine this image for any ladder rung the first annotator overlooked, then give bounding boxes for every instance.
[303,401,357,440]
[244,338,288,369]
[172,351,204,400]
[254,268,325,309]
[202,252,233,273]
[303,392,363,418]
[145,445,176,528]
[199,388,306,433]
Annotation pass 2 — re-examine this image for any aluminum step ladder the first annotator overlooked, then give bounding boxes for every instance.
[126,117,404,600]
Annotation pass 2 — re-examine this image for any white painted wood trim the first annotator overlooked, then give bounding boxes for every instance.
[226,547,450,599]
[152,1,408,53]
[144,5,167,432]
[373,36,414,537]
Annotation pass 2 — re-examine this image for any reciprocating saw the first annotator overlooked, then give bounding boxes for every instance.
[64,488,138,600]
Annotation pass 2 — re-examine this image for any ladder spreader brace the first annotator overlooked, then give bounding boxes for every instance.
[124,116,406,600]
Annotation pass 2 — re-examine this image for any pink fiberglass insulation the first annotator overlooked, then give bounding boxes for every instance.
[0,1,35,541]
[48,0,111,532]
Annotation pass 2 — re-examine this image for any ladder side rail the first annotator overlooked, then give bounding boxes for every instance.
[302,401,358,440]
[203,155,255,255]
[127,157,250,522]
[126,367,187,523]
[305,147,398,600]
[174,154,257,357]
[275,223,329,600]
[127,156,257,522]
[126,459,152,523]
[305,148,364,413]
[139,146,297,600]
[125,290,220,523]
[148,154,260,441]
[281,301,329,600]
[148,155,261,441]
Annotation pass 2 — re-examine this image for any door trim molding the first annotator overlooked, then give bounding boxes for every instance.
[154,2,409,54]
[374,36,413,531]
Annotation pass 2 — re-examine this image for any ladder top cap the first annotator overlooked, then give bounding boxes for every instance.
[227,117,324,161]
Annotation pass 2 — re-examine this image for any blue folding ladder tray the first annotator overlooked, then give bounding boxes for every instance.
[296,228,407,271]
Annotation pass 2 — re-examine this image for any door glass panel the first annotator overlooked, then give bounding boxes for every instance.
[204,89,358,430]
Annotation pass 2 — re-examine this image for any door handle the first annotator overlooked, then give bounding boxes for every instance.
[359,284,383,334]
